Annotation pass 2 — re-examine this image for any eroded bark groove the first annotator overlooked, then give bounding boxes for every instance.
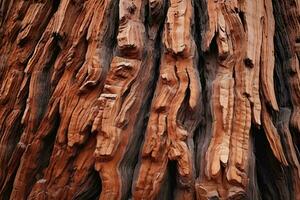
[0,0,299,200]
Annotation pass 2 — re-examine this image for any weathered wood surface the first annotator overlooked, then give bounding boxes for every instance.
[0,0,299,199]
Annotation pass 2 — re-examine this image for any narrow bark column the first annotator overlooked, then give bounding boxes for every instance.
[195,0,279,198]
[196,1,250,198]
[91,1,145,199]
[195,0,300,199]
[132,0,202,199]
[91,0,165,199]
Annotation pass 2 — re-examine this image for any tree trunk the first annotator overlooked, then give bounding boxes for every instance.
[0,0,299,199]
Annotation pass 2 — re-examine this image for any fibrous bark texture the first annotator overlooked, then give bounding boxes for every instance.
[0,0,299,199]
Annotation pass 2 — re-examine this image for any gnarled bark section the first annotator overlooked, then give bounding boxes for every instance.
[0,0,299,200]
[3,1,118,199]
[195,0,299,199]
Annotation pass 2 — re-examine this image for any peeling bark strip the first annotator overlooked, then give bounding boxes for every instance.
[0,0,299,200]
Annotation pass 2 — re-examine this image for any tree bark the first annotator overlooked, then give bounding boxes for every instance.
[0,0,299,199]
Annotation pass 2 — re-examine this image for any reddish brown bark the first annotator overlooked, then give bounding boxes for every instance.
[0,0,299,199]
